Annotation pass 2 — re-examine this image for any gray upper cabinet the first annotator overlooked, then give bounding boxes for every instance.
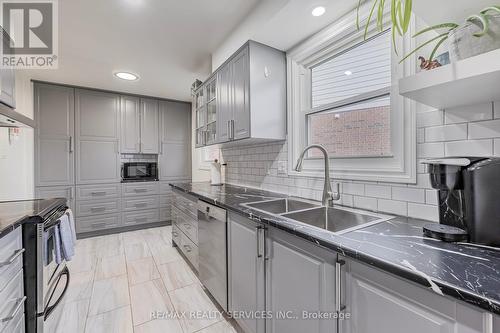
[341,257,491,333]
[75,89,121,184]
[158,101,191,181]
[140,98,159,153]
[231,46,250,140]
[228,212,265,333]
[35,84,75,186]
[0,30,15,108]
[266,227,337,333]
[196,40,286,147]
[120,96,140,154]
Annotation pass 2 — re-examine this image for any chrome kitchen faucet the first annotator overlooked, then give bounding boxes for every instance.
[294,144,340,207]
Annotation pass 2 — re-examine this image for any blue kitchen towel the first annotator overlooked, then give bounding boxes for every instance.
[54,224,62,264]
[58,214,75,261]
[65,209,77,243]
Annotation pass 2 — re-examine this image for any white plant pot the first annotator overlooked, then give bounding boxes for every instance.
[448,15,500,62]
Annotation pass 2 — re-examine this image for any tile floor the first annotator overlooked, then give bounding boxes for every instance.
[46,225,237,333]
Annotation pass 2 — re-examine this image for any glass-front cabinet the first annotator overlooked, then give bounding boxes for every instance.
[194,86,206,147]
[194,74,217,147]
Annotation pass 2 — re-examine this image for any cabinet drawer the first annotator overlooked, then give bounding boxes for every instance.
[122,196,159,212]
[172,206,197,227]
[0,228,23,293]
[76,183,121,200]
[177,213,198,244]
[172,224,181,246]
[76,214,122,233]
[173,191,197,219]
[180,232,198,271]
[76,198,121,217]
[122,209,160,227]
[159,194,171,208]
[0,269,24,333]
[160,207,171,221]
[122,182,159,197]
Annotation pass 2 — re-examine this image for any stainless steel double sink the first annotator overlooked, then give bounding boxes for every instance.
[242,198,393,234]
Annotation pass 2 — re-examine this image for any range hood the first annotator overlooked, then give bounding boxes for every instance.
[0,104,35,128]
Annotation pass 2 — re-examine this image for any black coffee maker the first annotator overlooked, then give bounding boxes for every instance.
[423,157,500,246]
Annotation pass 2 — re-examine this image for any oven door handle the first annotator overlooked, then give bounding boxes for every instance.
[44,266,70,320]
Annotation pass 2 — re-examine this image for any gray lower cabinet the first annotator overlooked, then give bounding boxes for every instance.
[76,198,121,217]
[228,212,266,333]
[35,186,75,212]
[122,209,160,227]
[341,257,491,333]
[76,213,121,233]
[265,227,337,333]
[171,189,198,271]
[0,227,25,333]
[34,83,75,187]
[140,98,159,153]
[120,95,141,154]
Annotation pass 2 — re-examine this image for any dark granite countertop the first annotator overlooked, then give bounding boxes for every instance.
[170,182,500,315]
[0,198,67,238]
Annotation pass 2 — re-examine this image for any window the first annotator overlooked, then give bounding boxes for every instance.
[287,4,416,183]
[308,31,392,158]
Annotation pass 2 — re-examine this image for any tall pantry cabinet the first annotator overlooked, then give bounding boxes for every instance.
[34,82,192,236]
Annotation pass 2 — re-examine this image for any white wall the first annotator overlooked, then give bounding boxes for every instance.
[0,71,34,200]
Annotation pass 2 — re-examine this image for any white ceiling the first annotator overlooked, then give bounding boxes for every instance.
[25,0,261,101]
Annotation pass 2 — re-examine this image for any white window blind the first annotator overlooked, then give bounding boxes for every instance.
[311,30,391,108]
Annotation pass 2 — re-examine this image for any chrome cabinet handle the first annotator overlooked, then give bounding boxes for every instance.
[1,296,26,322]
[91,191,106,196]
[227,120,231,140]
[0,248,25,268]
[134,188,147,193]
[90,207,106,213]
[183,244,192,253]
[135,217,148,222]
[172,231,178,237]
[134,203,147,208]
[256,226,264,258]
[336,259,346,314]
[69,136,74,153]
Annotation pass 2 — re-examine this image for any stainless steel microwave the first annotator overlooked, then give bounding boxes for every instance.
[121,162,158,182]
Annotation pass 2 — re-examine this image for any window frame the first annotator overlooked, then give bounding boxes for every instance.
[287,4,417,184]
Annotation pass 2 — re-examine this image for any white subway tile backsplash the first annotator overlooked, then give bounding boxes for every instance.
[444,103,493,124]
[445,139,493,157]
[392,187,425,203]
[408,203,439,222]
[353,196,377,211]
[425,124,467,142]
[425,190,438,205]
[417,128,425,143]
[468,119,500,139]
[342,182,365,196]
[417,142,445,158]
[364,184,391,199]
[378,199,407,216]
[416,109,443,128]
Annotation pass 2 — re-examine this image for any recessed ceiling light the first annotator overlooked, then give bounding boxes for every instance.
[114,72,139,81]
[311,6,326,17]
[344,70,353,76]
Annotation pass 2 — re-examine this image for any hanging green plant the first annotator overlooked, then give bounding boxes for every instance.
[356,1,500,63]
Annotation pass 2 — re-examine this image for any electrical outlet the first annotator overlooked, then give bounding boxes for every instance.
[277,161,287,175]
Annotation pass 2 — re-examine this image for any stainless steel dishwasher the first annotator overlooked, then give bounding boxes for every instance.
[197,200,228,311]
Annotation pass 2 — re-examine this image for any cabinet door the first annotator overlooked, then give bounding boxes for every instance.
[231,46,250,140]
[36,186,75,212]
[120,96,140,153]
[216,63,232,143]
[35,84,75,186]
[342,258,490,333]
[159,101,191,144]
[0,32,15,108]
[75,89,120,184]
[159,143,191,181]
[76,140,120,184]
[140,98,159,153]
[228,213,265,333]
[266,227,337,333]
[75,89,120,141]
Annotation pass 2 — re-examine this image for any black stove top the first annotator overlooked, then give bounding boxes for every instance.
[0,198,67,237]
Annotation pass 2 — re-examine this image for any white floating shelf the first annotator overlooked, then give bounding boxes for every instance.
[399,49,500,109]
